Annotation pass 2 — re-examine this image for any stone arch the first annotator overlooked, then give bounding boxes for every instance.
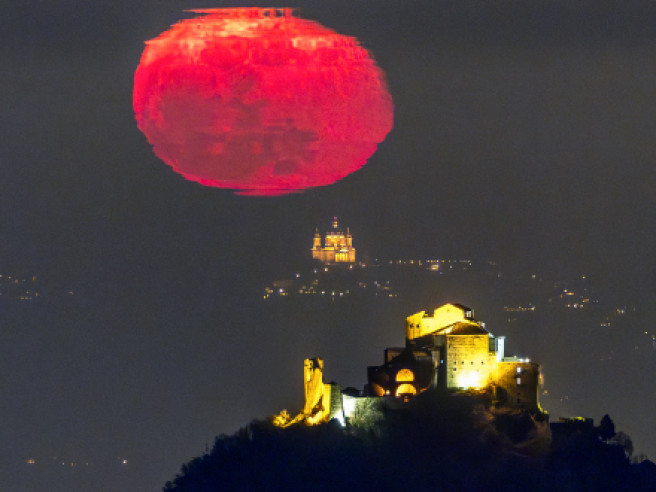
[395,383,417,397]
[395,368,415,382]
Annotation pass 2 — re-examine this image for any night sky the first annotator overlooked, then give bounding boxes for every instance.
[2,1,656,490]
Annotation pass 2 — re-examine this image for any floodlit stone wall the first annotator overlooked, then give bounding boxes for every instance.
[494,361,540,412]
[446,334,493,389]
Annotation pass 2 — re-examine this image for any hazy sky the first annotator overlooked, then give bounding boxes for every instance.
[1,1,655,490]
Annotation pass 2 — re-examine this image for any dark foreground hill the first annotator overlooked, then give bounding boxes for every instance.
[163,390,656,491]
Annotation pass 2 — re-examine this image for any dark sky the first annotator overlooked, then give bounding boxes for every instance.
[1,1,655,490]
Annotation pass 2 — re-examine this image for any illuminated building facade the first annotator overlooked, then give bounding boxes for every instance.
[370,303,539,411]
[311,217,356,263]
[274,303,542,428]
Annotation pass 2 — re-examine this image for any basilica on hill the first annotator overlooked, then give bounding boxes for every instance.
[274,303,543,428]
[311,217,356,263]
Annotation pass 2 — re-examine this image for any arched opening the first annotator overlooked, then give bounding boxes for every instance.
[395,368,414,382]
[395,383,417,397]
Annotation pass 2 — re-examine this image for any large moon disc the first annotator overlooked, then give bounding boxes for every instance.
[133,8,393,195]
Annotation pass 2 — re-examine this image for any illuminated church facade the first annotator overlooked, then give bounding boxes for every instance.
[274,303,542,428]
[311,217,356,263]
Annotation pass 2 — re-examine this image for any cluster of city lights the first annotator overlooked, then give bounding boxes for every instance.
[24,457,129,467]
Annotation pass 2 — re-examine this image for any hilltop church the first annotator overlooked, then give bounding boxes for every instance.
[311,217,356,263]
[274,303,542,428]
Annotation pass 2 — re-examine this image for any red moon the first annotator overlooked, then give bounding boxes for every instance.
[133,8,393,195]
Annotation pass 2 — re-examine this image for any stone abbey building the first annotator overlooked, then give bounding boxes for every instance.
[274,303,542,428]
[311,217,356,263]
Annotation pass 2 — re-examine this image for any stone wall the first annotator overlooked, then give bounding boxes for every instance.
[446,334,493,389]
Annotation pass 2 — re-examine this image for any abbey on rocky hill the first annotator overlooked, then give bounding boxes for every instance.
[274,303,543,428]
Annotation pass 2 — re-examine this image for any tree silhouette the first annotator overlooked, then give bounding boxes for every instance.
[163,394,656,491]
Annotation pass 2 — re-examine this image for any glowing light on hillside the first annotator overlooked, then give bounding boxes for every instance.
[133,8,393,195]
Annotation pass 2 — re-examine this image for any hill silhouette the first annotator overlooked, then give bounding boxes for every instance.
[163,389,656,491]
